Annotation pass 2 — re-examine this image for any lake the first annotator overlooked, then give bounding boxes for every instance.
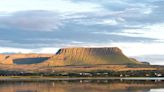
[0,79,164,92]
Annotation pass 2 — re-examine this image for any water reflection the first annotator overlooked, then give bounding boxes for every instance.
[0,79,164,92]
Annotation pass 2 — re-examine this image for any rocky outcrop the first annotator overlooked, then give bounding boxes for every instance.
[142,62,150,65]
[45,47,142,66]
[0,54,8,63]
[0,54,53,64]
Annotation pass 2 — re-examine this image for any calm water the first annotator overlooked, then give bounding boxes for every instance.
[0,79,164,92]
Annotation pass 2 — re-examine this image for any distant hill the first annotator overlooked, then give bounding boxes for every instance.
[0,54,53,64]
[44,47,142,66]
[133,55,164,65]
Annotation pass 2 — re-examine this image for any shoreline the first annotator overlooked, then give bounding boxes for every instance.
[0,76,164,81]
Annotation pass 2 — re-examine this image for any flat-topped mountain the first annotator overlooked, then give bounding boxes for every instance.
[0,47,142,66]
[45,47,142,66]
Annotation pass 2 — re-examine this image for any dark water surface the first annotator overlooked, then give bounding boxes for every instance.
[0,79,164,92]
[13,57,49,64]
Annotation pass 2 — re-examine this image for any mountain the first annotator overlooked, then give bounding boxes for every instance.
[44,47,142,66]
[0,47,142,66]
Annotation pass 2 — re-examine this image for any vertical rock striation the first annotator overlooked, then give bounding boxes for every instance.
[45,47,142,66]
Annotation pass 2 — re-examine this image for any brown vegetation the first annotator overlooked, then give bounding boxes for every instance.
[45,47,142,66]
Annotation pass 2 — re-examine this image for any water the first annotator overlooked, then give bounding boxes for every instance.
[0,79,164,92]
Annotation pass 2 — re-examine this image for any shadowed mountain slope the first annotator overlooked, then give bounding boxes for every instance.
[0,54,53,64]
[45,47,142,66]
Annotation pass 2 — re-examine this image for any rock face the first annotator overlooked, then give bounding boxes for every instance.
[0,54,53,64]
[45,47,142,66]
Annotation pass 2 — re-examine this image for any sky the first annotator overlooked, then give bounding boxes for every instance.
[0,0,164,65]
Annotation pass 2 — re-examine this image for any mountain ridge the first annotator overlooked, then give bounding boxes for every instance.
[0,47,142,66]
[44,47,142,66]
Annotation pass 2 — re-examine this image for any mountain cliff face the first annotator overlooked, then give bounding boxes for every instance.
[45,47,142,66]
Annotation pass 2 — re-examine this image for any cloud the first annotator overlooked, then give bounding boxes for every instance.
[0,9,156,49]
[110,42,164,56]
[70,0,164,25]
[109,23,164,42]
[65,0,164,44]
[0,47,59,54]
[0,10,63,31]
[31,47,59,54]
[0,0,101,13]
[133,55,164,65]
[0,47,32,53]
[0,0,164,66]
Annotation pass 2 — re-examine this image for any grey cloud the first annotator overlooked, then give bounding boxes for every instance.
[0,22,156,49]
[67,0,164,42]
[70,0,164,25]
[0,10,63,31]
[0,0,163,49]
[133,55,164,65]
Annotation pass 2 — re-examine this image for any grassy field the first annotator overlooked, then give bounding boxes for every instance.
[0,64,163,78]
[0,64,157,72]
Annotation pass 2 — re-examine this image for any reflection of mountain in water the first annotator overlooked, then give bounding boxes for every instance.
[0,80,164,92]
